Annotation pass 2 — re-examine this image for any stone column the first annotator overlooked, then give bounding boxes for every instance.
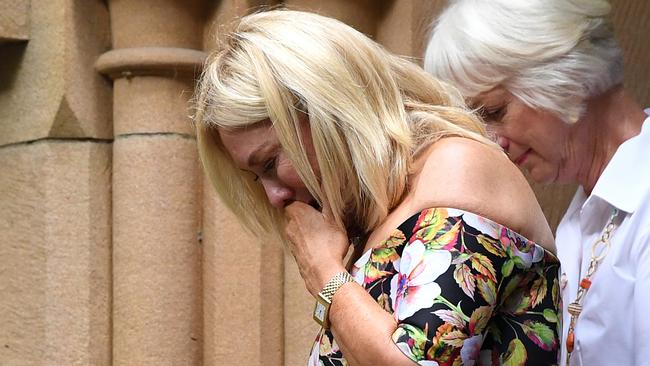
[200,3,286,365]
[0,0,112,365]
[96,1,206,364]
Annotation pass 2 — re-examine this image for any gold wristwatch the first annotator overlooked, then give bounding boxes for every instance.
[313,271,355,328]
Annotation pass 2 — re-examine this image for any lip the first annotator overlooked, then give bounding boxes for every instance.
[514,149,531,166]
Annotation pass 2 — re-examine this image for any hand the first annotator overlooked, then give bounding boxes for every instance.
[284,201,350,297]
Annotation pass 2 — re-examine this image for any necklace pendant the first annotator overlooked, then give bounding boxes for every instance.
[566,330,575,352]
[568,302,583,316]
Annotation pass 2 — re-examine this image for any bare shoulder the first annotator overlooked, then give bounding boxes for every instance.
[410,137,555,251]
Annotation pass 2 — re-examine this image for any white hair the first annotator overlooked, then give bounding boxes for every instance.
[424,0,624,123]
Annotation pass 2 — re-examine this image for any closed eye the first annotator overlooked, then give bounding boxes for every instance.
[251,157,277,182]
[262,157,276,174]
[478,105,506,123]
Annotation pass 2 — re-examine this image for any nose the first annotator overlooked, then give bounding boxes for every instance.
[496,135,510,152]
[261,180,295,208]
[490,130,526,163]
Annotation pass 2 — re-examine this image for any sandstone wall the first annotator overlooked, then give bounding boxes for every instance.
[1,0,648,365]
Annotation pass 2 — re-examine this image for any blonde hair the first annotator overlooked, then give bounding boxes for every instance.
[424,0,623,124]
[193,10,495,241]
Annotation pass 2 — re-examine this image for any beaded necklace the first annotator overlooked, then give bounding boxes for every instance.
[565,208,620,365]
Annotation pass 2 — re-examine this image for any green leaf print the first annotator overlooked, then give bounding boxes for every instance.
[501,274,523,305]
[363,264,392,283]
[416,208,446,229]
[427,220,461,249]
[502,338,527,366]
[514,293,531,315]
[502,259,514,277]
[552,277,560,308]
[469,306,492,335]
[511,254,528,269]
[453,263,475,298]
[441,330,467,348]
[393,324,428,360]
[451,252,471,265]
[470,253,497,281]
[477,234,506,257]
[477,275,497,306]
[521,321,557,351]
[379,230,406,248]
[371,248,399,264]
[529,276,547,308]
[377,293,392,313]
[543,308,558,323]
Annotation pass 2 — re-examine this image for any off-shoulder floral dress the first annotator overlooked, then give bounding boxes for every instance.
[308,208,561,366]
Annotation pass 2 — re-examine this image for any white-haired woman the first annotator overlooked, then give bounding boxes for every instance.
[195,10,560,365]
[425,1,650,365]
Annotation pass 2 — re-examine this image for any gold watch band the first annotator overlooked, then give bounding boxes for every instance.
[313,271,355,328]
[320,271,354,302]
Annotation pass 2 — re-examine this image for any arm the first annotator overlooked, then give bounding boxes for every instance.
[285,202,417,366]
[285,137,556,365]
[329,283,417,366]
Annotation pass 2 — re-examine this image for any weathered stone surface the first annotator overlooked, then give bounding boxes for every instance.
[113,76,196,136]
[202,175,284,366]
[0,0,112,146]
[284,0,381,36]
[109,0,206,49]
[284,253,320,366]
[529,182,577,232]
[0,140,111,366]
[202,0,279,51]
[375,0,415,56]
[112,135,201,366]
[0,0,29,43]
[612,0,650,106]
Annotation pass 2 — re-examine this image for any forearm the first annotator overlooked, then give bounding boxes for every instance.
[327,282,418,366]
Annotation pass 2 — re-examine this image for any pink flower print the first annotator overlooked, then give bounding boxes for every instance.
[390,240,452,320]
[308,336,322,366]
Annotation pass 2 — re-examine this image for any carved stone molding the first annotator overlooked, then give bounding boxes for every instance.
[95,46,207,79]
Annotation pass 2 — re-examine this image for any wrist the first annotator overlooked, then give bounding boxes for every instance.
[317,264,347,293]
[313,270,355,328]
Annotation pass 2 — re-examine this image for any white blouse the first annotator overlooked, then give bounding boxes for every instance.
[556,111,650,366]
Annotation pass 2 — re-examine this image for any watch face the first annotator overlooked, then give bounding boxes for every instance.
[314,301,327,322]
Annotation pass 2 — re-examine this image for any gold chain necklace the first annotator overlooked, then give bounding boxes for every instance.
[565,208,620,365]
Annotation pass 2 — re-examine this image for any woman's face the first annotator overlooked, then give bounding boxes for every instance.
[218,119,318,209]
[471,87,572,184]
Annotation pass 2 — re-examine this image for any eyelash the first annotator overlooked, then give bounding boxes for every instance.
[253,158,276,182]
[479,105,506,123]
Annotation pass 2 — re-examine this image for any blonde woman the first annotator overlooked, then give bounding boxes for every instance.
[425,1,650,365]
[195,10,560,365]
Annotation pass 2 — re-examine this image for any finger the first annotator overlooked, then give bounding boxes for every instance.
[320,198,334,219]
[284,200,310,218]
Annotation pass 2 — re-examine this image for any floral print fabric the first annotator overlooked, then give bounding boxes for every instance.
[309,208,561,366]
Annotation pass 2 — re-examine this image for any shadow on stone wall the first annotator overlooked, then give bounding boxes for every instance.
[0,42,27,93]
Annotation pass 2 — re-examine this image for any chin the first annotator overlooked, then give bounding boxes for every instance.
[528,167,559,185]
